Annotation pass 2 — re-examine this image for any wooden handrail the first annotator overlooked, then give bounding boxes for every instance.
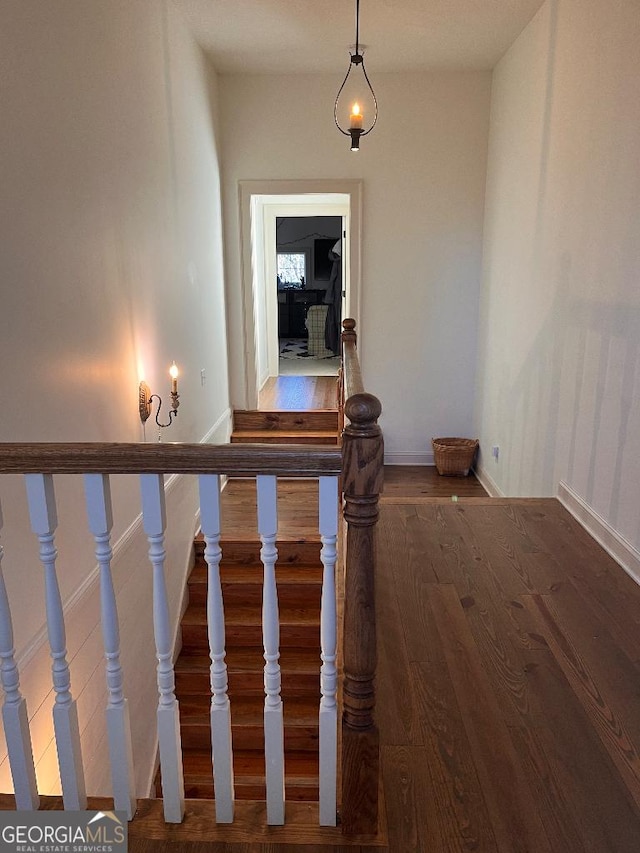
[341,318,364,399]
[0,443,342,477]
[339,319,383,836]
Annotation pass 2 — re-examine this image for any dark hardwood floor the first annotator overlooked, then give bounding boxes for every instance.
[377,498,640,852]
[382,464,487,500]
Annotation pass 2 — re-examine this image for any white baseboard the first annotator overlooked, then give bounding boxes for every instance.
[472,463,504,497]
[557,481,640,587]
[201,407,232,445]
[384,451,434,466]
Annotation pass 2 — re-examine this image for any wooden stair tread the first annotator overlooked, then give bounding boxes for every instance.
[194,537,323,564]
[180,694,319,724]
[175,648,321,697]
[183,748,319,783]
[176,680,320,700]
[231,429,336,438]
[233,410,338,431]
[187,563,322,608]
[179,695,320,752]
[182,602,319,627]
[188,563,323,585]
[231,430,338,445]
[181,749,320,800]
[182,625,319,649]
[176,648,320,675]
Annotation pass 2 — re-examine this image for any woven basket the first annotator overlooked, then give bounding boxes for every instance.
[432,437,479,477]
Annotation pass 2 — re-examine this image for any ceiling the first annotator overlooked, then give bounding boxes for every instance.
[173,0,545,75]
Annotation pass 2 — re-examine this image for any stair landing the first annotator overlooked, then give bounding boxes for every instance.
[0,795,387,851]
[258,375,339,411]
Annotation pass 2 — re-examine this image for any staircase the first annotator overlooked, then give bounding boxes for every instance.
[231,409,339,446]
[172,538,324,801]
[163,405,341,804]
[0,326,381,840]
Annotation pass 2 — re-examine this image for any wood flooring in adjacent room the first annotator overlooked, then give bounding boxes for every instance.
[258,375,338,411]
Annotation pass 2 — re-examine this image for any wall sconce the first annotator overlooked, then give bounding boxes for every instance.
[139,362,180,428]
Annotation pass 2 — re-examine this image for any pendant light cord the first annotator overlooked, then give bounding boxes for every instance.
[355,0,360,55]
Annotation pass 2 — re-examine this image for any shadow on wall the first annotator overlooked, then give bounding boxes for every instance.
[498,271,640,547]
[478,0,640,549]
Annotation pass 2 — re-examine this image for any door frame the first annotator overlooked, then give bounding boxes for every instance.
[239,180,363,409]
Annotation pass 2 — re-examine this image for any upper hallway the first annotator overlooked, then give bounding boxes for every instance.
[1,3,639,834]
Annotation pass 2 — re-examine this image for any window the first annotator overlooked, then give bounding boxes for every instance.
[277,251,307,288]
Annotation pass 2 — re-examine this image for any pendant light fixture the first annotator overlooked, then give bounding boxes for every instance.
[334,0,378,151]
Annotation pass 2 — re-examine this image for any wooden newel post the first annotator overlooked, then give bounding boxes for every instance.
[341,390,383,835]
[341,318,357,347]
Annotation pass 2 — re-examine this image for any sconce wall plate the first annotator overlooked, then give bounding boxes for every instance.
[139,381,152,423]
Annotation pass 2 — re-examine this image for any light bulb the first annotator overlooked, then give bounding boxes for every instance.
[169,361,179,393]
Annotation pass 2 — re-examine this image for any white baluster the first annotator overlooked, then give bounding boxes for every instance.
[198,474,234,823]
[0,500,39,810]
[318,476,339,826]
[140,474,184,823]
[257,475,284,825]
[25,474,86,810]
[84,474,136,819]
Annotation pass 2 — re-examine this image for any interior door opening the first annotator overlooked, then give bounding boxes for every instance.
[276,215,343,377]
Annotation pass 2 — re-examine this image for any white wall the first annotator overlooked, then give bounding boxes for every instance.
[475,0,640,556]
[0,0,230,796]
[219,72,492,463]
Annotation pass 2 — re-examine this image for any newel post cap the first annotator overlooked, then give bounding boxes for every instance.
[344,392,382,427]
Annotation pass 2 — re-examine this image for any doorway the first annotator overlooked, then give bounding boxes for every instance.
[238,181,362,410]
[276,216,343,377]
